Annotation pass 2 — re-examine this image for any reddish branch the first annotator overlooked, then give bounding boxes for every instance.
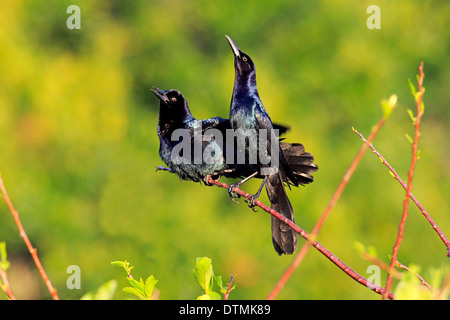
[383,62,425,299]
[267,109,393,300]
[353,128,450,256]
[0,177,60,300]
[223,274,235,300]
[395,260,433,292]
[206,178,394,299]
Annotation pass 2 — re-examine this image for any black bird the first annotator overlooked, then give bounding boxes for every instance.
[152,87,317,254]
[225,35,318,255]
[151,86,235,183]
[151,86,312,184]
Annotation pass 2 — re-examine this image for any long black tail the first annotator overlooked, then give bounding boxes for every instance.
[266,142,318,255]
[266,171,297,255]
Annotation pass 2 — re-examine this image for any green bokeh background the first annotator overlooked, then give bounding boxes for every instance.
[1,0,449,299]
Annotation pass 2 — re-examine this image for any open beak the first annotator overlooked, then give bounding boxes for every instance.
[225,35,241,58]
[150,86,170,103]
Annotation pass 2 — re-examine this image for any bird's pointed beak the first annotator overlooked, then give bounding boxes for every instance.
[150,86,169,103]
[225,35,240,58]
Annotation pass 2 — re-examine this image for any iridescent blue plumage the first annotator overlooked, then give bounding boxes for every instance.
[225,36,317,255]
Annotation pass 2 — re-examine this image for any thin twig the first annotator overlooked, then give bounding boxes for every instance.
[267,109,393,299]
[223,274,235,300]
[364,254,402,279]
[358,248,434,291]
[205,177,394,299]
[352,127,450,256]
[395,260,433,291]
[0,177,59,300]
[0,268,16,300]
[383,61,425,299]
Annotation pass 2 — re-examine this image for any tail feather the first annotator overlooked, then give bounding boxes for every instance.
[280,142,318,185]
[266,142,317,255]
[266,171,298,255]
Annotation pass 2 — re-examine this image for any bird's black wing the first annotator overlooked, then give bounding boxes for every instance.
[254,110,298,186]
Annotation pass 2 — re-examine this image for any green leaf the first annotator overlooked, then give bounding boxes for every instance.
[414,92,422,103]
[193,257,214,294]
[0,261,10,271]
[123,286,146,299]
[408,78,416,96]
[111,260,134,276]
[380,94,397,120]
[80,280,118,300]
[230,280,237,292]
[208,291,222,300]
[367,246,378,257]
[95,279,118,300]
[0,242,10,271]
[215,275,225,293]
[0,242,7,261]
[196,291,221,300]
[144,275,158,297]
[420,101,425,114]
[353,242,377,258]
[404,133,413,144]
[127,277,145,293]
[110,261,126,267]
[406,109,416,125]
[80,292,95,300]
[353,241,365,254]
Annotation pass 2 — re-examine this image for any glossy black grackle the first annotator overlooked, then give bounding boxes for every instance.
[151,86,237,183]
[152,86,317,254]
[151,86,311,181]
[225,35,318,255]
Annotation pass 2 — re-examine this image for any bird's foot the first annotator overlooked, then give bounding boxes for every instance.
[244,194,260,212]
[227,183,242,204]
[203,174,222,186]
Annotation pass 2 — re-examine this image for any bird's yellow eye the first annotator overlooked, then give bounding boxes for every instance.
[242,56,248,62]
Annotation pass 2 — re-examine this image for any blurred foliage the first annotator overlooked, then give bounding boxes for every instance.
[80,279,117,300]
[0,0,449,299]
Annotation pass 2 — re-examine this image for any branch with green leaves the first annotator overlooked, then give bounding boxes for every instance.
[382,61,426,299]
[193,257,236,300]
[353,64,449,261]
[109,257,235,300]
[111,260,159,300]
[352,127,450,257]
[0,242,15,300]
[268,94,397,300]
[355,242,450,300]
[352,62,449,300]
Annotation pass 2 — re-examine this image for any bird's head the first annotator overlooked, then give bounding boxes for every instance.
[151,86,192,122]
[151,86,183,107]
[225,35,256,78]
